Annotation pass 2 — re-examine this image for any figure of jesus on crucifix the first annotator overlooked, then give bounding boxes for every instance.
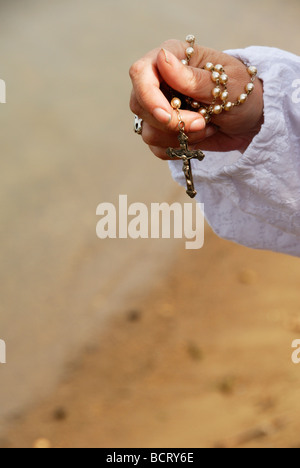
[166,130,205,199]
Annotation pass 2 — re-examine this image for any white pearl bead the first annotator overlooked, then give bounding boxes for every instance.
[205,62,214,71]
[212,87,221,98]
[186,47,194,57]
[171,98,182,109]
[248,66,258,76]
[239,94,248,104]
[211,71,220,82]
[213,105,223,115]
[245,83,255,94]
[224,102,233,111]
[221,91,229,101]
[191,101,201,109]
[214,64,224,73]
[199,108,207,116]
[181,59,188,66]
[220,74,228,85]
[186,35,195,43]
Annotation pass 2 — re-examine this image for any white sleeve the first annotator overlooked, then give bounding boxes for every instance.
[169,46,300,257]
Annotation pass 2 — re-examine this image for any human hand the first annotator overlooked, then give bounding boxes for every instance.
[129,40,264,159]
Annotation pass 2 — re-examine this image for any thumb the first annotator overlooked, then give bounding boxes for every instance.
[157,48,213,104]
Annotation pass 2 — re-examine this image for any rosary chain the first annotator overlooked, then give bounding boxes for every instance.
[176,35,258,124]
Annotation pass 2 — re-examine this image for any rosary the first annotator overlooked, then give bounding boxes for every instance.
[166,35,258,199]
[166,100,205,199]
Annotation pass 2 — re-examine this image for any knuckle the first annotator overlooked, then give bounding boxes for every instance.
[129,60,144,80]
[187,72,200,94]
[176,69,200,98]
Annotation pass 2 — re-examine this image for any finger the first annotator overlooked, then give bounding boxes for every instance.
[192,131,245,153]
[131,91,206,134]
[130,51,206,132]
[147,126,220,161]
[148,145,171,161]
[130,90,171,130]
[142,121,218,148]
[157,48,218,104]
[129,53,173,125]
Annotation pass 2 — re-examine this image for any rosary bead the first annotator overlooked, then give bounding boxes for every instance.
[212,87,221,98]
[186,47,194,57]
[224,102,233,111]
[213,105,223,115]
[167,35,207,200]
[211,71,220,82]
[245,83,255,94]
[221,90,229,101]
[238,93,248,104]
[199,108,207,116]
[220,73,228,85]
[214,64,224,73]
[205,62,214,71]
[182,59,188,66]
[248,66,258,76]
[171,97,182,109]
[186,35,195,43]
[191,100,201,109]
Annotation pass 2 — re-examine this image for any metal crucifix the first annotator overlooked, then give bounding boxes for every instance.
[167,130,205,199]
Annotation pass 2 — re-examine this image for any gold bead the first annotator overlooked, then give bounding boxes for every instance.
[211,71,220,82]
[181,59,188,66]
[171,98,182,109]
[221,91,229,101]
[205,62,214,71]
[213,105,223,115]
[245,83,255,94]
[224,102,233,111]
[248,66,258,77]
[212,87,221,98]
[238,94,248,104]
[205,115,211,123]
[214,64,224,73]
[220,74,228,85]
[186,35,195,43]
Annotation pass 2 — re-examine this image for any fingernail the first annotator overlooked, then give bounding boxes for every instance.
[161,48,169,63]
[190,118,205,132]
[153,108,172,124]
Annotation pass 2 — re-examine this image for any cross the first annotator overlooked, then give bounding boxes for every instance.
[166,131,205,199]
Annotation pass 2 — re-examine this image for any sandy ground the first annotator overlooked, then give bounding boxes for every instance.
[3,228,300,449]
[0,0,187,429]
[1,0,300,448]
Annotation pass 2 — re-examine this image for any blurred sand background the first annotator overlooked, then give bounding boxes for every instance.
[1,0,300,448]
